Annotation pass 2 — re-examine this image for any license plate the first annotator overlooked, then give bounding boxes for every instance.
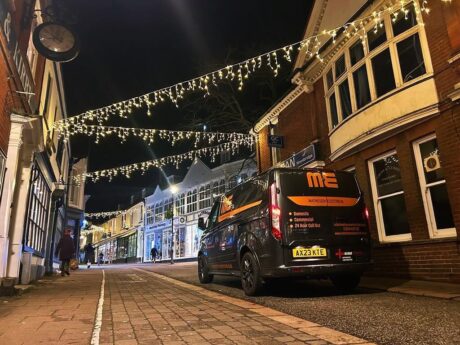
[292,247,327,258]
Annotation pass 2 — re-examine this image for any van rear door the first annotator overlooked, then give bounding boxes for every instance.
[276,169,369,266]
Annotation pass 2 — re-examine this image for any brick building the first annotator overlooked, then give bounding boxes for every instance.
[0,0,85,288]
[253,0,460,283]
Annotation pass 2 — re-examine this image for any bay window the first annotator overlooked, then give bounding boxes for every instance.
[324,2,431,130]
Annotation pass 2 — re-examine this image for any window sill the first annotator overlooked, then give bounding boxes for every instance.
[329,75,439,160]
[377,233,413,244]
[373,236,458,248]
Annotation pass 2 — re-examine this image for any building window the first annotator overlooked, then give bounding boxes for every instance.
[212,181,219,201]
[397,34,426,82]
[154,201,164,222]
[368,151,411,242]
[24,161,51,255]
[146,205,154,225]
[228,176,238,190]
[371,48,396,97]
[219,179,226,194]
[0,152,6,199]
[186,190,197,213]
[176,193,185,215]
[204,184,211,208]
[164,198,173,216]
[199,186,206,209]
[323,2,430,130]
[413,135,455,238]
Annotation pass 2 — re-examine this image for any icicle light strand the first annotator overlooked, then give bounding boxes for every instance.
[58,124,253,147]
[54,1,441,130]
[75,139,254,183]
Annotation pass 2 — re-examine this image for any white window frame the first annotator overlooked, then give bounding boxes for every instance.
[413,134,456,239]
[0,151,6,199]
[323,0,433,132]
[368,150,412,243]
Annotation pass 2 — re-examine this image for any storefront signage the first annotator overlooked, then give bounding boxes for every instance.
[268,135,284,148]
[277,144,316,168]
[0,1,36,110]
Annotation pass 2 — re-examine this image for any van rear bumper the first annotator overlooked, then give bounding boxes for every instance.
[263,262,372,278]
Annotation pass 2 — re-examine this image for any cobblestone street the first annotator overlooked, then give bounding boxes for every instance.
[0,266,375,345]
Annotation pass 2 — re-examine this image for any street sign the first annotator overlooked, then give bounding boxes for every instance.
[294,144,316,167]
[277,144,316,168]
[268,135,284,148]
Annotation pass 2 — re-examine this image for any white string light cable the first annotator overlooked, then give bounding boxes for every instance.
[54,0,444,131]
[58,123,253,146]
[75,138,254,183]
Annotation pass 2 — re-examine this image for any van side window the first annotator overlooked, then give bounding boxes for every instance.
[219,179,267,219]
[205,201,220,232]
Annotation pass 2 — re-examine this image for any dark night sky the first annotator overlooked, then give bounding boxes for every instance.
[62,0,312,212]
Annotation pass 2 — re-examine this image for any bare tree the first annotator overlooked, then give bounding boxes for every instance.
[181,50,291,133]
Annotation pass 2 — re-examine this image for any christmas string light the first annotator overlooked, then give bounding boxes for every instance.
[54,0,441,130]
[85,210,125,219]
[58,123,253,147]
[75,138,254,183]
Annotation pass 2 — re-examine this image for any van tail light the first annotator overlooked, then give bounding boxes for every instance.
[363,207,370,229]
[270,182,282,240]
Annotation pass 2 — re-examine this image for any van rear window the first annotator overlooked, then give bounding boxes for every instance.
[278,170,360,198]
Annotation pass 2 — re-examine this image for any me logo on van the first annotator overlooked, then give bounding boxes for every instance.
[306,172,339,189]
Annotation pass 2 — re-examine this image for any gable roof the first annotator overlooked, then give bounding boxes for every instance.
[294,0,368,71]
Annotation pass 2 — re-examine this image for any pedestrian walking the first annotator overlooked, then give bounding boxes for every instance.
[169,245,174,264]
[84,243,95,268]
[55,228,75,276]
[150,246,158,263]
[98,251,104,266]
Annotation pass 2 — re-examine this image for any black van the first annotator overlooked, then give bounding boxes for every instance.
[197,167,372,296]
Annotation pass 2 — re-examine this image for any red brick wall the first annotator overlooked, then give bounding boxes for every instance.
[254,2,460,283]
[257,126,271,172]
[256,82,331,171]
[370,241,460,283]
[0,47,12,156]
[422,1,460,100]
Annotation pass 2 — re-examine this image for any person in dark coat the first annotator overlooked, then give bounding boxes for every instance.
[150,246,158,263]
[84,243,95,268]
[55,228,75,276]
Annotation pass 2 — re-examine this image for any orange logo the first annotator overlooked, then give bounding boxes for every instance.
[221,195,234,214]
[306,172,338,188]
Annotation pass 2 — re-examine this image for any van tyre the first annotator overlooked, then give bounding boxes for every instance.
[198,255,213,283]
[330,274,361,293]
[241,252,262,296]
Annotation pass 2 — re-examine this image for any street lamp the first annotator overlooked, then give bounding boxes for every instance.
[170,185,179,264]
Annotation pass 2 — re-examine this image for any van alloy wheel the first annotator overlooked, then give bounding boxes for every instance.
[240,252,262,296]
[198,255,213,283]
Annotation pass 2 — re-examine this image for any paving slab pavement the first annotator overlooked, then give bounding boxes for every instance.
[0,270,101,345]
[0,266,378,344]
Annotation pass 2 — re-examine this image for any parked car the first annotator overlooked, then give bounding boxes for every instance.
[197,167,372,296]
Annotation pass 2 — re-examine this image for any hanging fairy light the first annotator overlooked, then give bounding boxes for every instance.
[52,0,446,131]
[57,123,253,147]
[75,138,254,183]
[85,210,126,219]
